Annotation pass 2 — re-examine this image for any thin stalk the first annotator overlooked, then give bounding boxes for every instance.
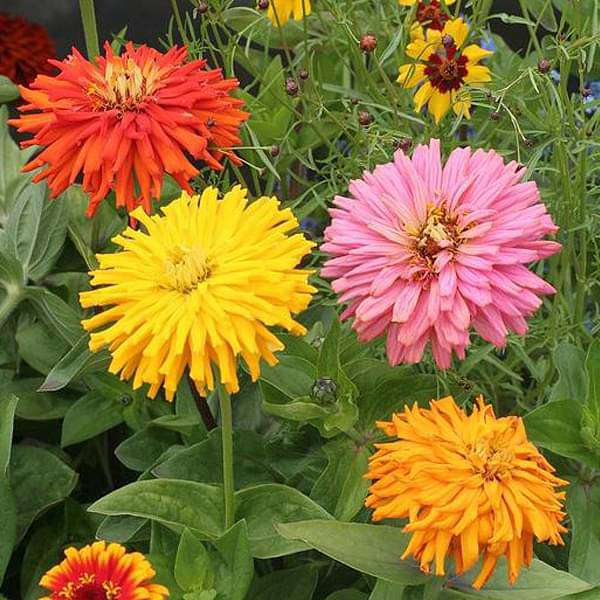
[78,0,100,59]
[170,0,189,46]
[216,378,235,530]
[0,288,22,328]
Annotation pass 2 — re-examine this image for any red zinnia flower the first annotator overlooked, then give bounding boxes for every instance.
[0,12,56,86]
[9,42,249,216]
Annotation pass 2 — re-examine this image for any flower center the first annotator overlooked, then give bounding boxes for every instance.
[468,439,515,481]
[416,0,449,31]
[56,574,121,600]
[164,246,213,293]
[408,205,460,264]
[424,42,468,93]
[87,58,159,112]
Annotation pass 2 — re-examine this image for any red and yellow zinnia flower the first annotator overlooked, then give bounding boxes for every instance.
[0,12,56,86]
[398,18,492,123]
[80,186,316,400]
[9,42,248,217]
[266,0,311,25]
[365,396,567,589]
[39,541,168,600]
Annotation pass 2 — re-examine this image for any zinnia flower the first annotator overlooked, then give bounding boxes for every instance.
[80,187,316,400]
[267,0,311,25]
[365,396,568,589]
[321,139,560,369]
[0,12,56,86]
[40,541,168,600]
[9,42,248,216]
[398,18,492,122]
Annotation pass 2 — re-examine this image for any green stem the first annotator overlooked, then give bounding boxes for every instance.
[217,378,235,530]
[170,0,189,46]
[78,0,100,59]
[0,287,23,328]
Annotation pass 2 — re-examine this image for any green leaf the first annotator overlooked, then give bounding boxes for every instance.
[116,426,179,472]
[88,479,225,539]
[234,483,333,558]
[0,478,16,585]
[6,183,67,281]
[61,391,124,447]
[586,341,600,415]
[326,592,369,600]
[6,379,73,421]
[567,481,600,585]
[525,400,600,467]
[249,565,318,600]
[0,394,18,475]
[16,319,70,374]
[175,528,213,592]
[369,580,407,600]
[451,558,593,599]
[96,515,148,543]
[550,343,587,403]
[211,520,253,600]
[527,0,558,31]
[40,335,109,392]
[311,437,369,521]
[9,445,78,541]
[276,520,428,585]
[0,76,19,103]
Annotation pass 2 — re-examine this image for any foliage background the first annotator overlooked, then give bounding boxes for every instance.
[1,0,600,598]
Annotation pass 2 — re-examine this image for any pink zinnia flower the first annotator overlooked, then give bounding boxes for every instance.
[321,139,561,368]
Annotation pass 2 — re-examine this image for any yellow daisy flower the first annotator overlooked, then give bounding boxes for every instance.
[80,187,316,400]
[40,541,168,600]
[398,18,492,123]
[365,396,568,590]
[267,0,311,25]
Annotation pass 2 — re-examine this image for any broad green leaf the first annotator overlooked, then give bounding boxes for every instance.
[175,528,213,592]
[116,426,179,472]
[40,335,109,392]
[369,580,407,600]
[96,515,148,543]
[550,343,587,403]
[567,481,600,584]
[249,565,318,600]
[524,400,600,467]
[0,76,19,103]
[88,479,225,539]
[276,520,428,585]
[0,394,18,475]
[527,0,558,31]
[6,378,73,421]
[0,478,16,585]
[149,523,185,600]
[234,483,333,558]
[16,319,70,374]
[9,445,78,541]
[451,558,593,599]
[61,391,124,447]
[311,437,369,521]
[586,341,600,416]
[211,520,253,600]
[326,592,369,600]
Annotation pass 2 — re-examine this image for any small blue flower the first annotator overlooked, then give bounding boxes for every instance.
[550,69,560,84]
[480,35,496,53]
[584,80,600,115]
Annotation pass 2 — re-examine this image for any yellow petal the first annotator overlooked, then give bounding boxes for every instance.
[406,38,430,60]
[443,18,469,48]
[464,65,492,84]
[410,22,425,41]
[463,44,493,65]
[398,0,416,5]
[414,81,434,112]
[398,63,426,88]
[428,89,451,123]
[452,90,472,119]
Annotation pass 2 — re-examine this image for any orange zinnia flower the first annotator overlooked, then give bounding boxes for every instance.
[9,42,249,216]
[39,541,168,600]
[365,396,567,589]
[0,12,56,86]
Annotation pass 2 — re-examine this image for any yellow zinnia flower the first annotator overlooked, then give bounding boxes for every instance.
[267,0,311,25]
[398,18,492,123]
[40,541,168,600]
[365,396,568,590]
[80,187,316,400]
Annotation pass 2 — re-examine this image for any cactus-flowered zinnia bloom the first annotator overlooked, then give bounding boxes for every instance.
[80,187,316,400]
[40,541,168,600]
[9,42,248,216]
[321,139,560,369]
[398,18,492,122]
[0,12,56,86]
[366,396,568,589]
[267,0,311,25]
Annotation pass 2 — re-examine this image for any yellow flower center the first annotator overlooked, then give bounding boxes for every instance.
[407,205,460,263]
[468,437,515,481]
[88,58,160,112]
[58,573,121,599]
[164,246,213,293]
